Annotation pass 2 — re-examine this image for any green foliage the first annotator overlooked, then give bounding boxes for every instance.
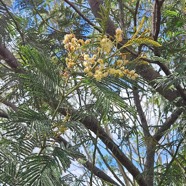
[0,0,185,186]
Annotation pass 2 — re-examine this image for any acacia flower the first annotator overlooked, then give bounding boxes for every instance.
[115,28,123,42]
[100,36,113,53]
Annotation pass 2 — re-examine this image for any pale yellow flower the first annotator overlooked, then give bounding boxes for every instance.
[109,68,116,75]
[97,58,104,64]
[100,37,113,53]
[84,54,89,60]
[103,72,109,77]
[85,39,91,44]
[84,67,91,73]
[94,74,102,81]
[83,61,89,67]
[78,39,85,45]
[67,62,75,68]
[115,28,123,42]
[116,60,123,67]
[87,71,93,77]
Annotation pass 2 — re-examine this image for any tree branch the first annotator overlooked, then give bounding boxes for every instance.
[64,0,102,33]
[134,0,140,28]
[0,111,9,118]
[152,0,164,41]
[153,108,183,141]
[0,96,18,111]
[88,0,116,36]
[54,136,120,186]
[0,44,21,72]
[58,107,147,186]
[133,88,150,138]
[133,87,156,185]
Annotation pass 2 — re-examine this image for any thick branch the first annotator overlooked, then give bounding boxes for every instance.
[144,142,156,186]
[133,88,155,186]
[58,107,147,186]
[0,111,9,118]
[88,0,116,36]
[55,136,120,186]
[152,0,163,41]
[0,44,21,71]
[0,96,18,111]
[153,108,183,141]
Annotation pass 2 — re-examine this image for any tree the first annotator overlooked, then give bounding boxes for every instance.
[0,0,185,185]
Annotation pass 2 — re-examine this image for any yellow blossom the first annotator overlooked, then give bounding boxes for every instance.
[67,62,76,68]
[115,28,123,42]
[124,60,129,65]
[109,68,116,75]
[94,70,104,81]
[87,71,93,77]
[130,74,138,80]
[100,36,113,53]
[121,53,127,60]
[116,60,123,67]
[78,39,85,45]
[84,67,91,73]
[97,58,104,64]
[103,72,109,77]
[118,70,124,77]
[130,70,136,75]
[83,61,89,67]
[70,46,75,52]
[94,74,102,81]
[88,57,96,64]
[85,39,91,44]
[84,54,89,60]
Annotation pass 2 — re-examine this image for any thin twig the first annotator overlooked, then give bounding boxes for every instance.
[0,0,25,43]
[64,0,102,32]
[96,146,125,186]
[154,108,183,141]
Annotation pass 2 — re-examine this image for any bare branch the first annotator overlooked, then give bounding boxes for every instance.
[118,0,125,31]
[152,0,164,41]
[96,146,125,186]
[58,106,147,186]
[64,0,102,32]
[54,136,120,186]
[134,0,140,28]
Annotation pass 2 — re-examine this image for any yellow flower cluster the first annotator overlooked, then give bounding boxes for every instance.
[82,54,138,81]
[63,33,80,52]
[100,36,113,53]
[115,28,123,42]
[62,31,138,81]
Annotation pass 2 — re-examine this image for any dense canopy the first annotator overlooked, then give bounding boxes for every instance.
[0,0,186,186]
